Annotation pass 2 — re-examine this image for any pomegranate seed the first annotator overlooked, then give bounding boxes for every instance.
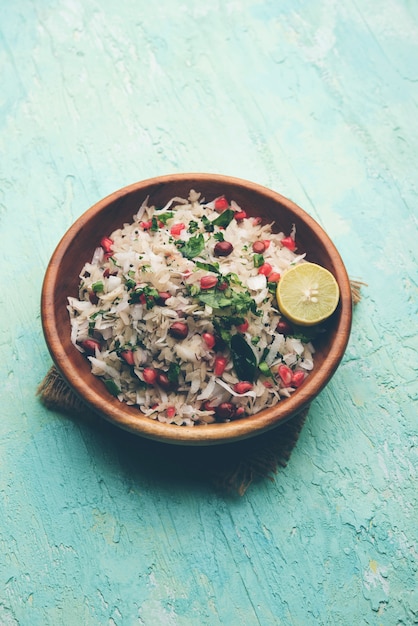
[139,293,147,305]
[281,236,296,251]
[268,272,281,283]
[252,240,266,254]
[202,333,216,349]
[278,364,293,386]
[236,319,249,333]
[104,251,113,260]
[234,407,246,419]
[120,350,135,365]
[263,380,273,388]
[170,222,185,237]
[258,263,272,276]
[233,381,253,394]
[156,291,171,305]
[214,355,227,377]
[276,319,293,335]
[80,339,101,355]
[100,237,113,253]
[166,406,176,418]
[263,239,271,249]
[169,321,189,339]
[234,210,247,221]
[214,241,234,257]
[158,220,164,228]
[214,196,229,211]
[200,276,218,290]
[140,220,152,230]
[252,216,263,225]
[202,401,215,411]
[143,368,157,385]
[217,281,228,291]
[156,371,171,389]
[103,268,116,278]
[215,402,235,421]
[291,371,305,388]
[89,291,99,305]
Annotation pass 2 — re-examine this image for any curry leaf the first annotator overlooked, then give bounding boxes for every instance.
[230,334,257,382]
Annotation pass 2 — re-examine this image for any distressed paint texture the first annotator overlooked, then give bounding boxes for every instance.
[1,1,417,624]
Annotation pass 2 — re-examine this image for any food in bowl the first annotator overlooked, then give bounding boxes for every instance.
[67,189,339,426]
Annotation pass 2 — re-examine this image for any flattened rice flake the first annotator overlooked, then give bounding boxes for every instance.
[68,190,318,425]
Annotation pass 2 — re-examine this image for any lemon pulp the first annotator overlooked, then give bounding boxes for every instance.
[276,262,340,326]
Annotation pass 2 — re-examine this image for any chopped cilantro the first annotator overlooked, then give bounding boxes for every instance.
[202,215,214,232]
[188,284,200,297]
[179,233,205,259]
[225,272,242,286]
[155,211,173,224]
[129,285,159,308]
[213,318,232,344]
[125,278,136,290]
[211,209,234,228]
[195,260,220,274]
[187,220,199,233]
[193,280,257,317]
[198,291,232,309]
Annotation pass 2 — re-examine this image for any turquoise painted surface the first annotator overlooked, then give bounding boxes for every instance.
[1,1,417,624]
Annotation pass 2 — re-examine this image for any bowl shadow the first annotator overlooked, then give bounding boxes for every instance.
[60,403,307,497]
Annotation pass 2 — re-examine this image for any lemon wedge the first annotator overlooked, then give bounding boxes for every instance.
[276,262,340,326]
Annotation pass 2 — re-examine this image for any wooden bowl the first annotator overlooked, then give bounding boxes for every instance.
[41,173,352,445]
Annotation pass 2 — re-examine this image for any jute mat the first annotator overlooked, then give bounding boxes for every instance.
[38,280,364,495]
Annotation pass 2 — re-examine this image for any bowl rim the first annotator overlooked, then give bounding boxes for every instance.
[41,173,352,445]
